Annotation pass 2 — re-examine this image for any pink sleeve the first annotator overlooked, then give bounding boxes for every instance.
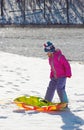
[50,71,54,79]
[61,56,72,78]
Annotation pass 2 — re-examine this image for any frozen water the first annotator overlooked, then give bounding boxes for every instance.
[0,27,84,61]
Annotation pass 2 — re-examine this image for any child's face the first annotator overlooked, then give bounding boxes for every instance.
[47,52,53,57]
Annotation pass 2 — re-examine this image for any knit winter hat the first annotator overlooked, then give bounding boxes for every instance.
[44,41,55,52]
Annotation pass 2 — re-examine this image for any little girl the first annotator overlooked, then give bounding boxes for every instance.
[44,41,72,103]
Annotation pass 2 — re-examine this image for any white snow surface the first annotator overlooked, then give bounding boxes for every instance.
[0,51,84,130]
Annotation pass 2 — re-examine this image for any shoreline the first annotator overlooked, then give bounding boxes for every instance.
[0,24,84,28]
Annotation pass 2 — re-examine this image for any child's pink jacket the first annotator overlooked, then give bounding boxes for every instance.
[49,49,72,79]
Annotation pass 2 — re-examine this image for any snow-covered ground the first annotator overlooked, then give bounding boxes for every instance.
[0,52,84,130]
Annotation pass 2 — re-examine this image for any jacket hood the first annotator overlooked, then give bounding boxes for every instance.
[54,49,62,56]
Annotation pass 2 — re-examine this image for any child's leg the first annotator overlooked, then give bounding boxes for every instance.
[56,77,68,103]
[45,78,57,102]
